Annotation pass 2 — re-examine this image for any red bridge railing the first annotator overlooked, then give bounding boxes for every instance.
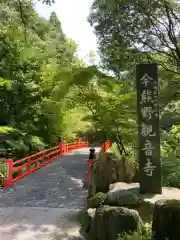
[3,140,88,188]
[88,140,111,185]
[99,140,111,154]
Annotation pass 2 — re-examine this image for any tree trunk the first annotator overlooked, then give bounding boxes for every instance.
[152,199,180,240]
[116,141,123,155]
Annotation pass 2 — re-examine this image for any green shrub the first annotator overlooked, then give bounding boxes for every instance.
[160,126,180,188]
[77,209,91,235]
[0,126,46,160]
[161,156,180,188]
[117,223,152,240]
[87,192,106,208]
[164,171,180,188]
[25,135,46,155]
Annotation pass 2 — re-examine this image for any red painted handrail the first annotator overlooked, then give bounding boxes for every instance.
[3,140,88,188]
[88,140,111,185]
[99,140,111,153]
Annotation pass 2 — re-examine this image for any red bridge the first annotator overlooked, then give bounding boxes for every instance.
[3,140,88,188]
[0,140,111,239]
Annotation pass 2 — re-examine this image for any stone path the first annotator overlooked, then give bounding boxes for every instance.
[0,147,100,240]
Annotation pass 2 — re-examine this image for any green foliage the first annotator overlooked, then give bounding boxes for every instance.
[77,210,91,236]
[38,0,55,5]
[64,67,137,155]
[87,192,106,208]
[0,126,45,160]
[0,126,14,134]
[117,223,152,240]
[161,125,180,188]
[88,0,180,75]
[49,11,64,38]
[0,1,91,158]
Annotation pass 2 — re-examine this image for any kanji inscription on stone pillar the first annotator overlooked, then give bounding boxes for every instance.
[136,63,162,194]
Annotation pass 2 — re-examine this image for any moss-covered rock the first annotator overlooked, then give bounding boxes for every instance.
[89,152,137,197]
[77,208,96,238]
[87,192,106,208]
[152,199,180,240]
[88,205,143,240]
[106,182,180,223]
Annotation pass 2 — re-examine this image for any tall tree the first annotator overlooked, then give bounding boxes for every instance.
[88,0,180,75]
[49,11,61,30]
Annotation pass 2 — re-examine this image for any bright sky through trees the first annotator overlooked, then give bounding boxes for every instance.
[35,0,99,63]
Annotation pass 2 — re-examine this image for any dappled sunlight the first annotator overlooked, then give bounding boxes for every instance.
[0,222,81,240]
[70,177,84,188]
[0,207,82,240]
[0,223,57,240]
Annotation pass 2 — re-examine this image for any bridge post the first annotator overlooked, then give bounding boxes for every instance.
[58,136,63,155]
[3,159,13,188]
[76,139,80,149]
[88,148,96,185]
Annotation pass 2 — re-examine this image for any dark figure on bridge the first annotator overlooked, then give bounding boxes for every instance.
[89,148,96,160]
[58,136,63,143]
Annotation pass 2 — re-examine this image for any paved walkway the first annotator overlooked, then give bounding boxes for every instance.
[0,147,100,240]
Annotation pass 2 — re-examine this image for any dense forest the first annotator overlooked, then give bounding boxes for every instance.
[0,0,100,159]
[1,0,180,189]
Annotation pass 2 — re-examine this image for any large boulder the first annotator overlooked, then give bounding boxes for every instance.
[88,205,143,240]
[106,182,180,222]
[152,199,180,240]
[107,182,143,207]
[89,152,137,197]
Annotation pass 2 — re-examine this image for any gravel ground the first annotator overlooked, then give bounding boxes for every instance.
[0,207,84,240]
[0,147,100,240]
